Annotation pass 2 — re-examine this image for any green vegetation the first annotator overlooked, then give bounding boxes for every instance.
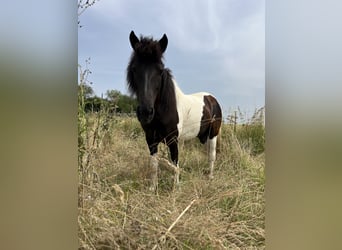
[80,85,138,114]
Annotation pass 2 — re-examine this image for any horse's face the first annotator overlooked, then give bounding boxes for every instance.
[131,63,163,124]
[128,31,168,124]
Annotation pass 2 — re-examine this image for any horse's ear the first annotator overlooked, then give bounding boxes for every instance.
[159,34,168,53]
[129,31,139,51]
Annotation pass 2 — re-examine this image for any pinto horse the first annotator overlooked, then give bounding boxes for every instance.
[127,31,222,190]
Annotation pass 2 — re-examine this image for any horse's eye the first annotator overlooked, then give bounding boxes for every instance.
[153,82,160,91]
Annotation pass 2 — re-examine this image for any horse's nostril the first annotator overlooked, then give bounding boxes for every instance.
[149,108,154,115]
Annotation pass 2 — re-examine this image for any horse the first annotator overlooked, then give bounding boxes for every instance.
[126,31,222,190]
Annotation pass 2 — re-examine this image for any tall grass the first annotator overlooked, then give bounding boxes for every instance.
[233,107,265,155]
[78,103,265,249]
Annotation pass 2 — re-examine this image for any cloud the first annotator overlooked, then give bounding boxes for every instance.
[159,0,265,93]
[157,0,220,52]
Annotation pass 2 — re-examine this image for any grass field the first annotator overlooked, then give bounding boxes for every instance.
[78,111,265,249]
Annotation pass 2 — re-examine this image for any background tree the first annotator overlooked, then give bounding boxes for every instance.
[106,89,137,114]
[116,94,138,113]
[78,84,94,99]
[106,90,121,104]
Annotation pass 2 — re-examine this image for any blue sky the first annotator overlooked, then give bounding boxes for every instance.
[78,0,265,117]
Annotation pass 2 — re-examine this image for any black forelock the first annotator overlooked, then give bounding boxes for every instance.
[134,36,164,63]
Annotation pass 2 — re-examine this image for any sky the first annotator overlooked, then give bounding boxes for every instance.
[78,0,265,118]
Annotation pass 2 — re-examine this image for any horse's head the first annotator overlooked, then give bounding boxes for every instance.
[127,31,168,124]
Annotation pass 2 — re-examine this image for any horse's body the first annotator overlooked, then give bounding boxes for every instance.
[127,31,222,190]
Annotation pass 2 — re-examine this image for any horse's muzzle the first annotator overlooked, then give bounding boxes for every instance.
[137,106,155,124]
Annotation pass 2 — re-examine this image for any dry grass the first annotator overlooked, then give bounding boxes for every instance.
[78,114,265,249]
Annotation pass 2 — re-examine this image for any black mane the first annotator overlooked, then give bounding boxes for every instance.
[158,68,176,114]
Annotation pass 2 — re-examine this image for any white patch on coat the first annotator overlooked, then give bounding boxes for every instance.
[173,79,209,141]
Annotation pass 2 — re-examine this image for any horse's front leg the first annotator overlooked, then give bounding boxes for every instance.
[148,144,159,191]
[168,140,180,187]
